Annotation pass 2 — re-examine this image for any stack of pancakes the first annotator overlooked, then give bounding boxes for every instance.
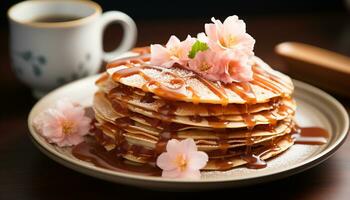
[93,53,296,170]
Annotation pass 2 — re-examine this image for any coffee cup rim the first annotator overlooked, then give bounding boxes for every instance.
[8,0,102,28]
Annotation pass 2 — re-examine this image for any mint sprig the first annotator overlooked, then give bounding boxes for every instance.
[188,40,209,59]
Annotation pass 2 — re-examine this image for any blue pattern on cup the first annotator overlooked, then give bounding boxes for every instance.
[16,50,47,77]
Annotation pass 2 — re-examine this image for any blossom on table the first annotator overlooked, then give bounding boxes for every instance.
[156,138,208,179]
[33,99,91,147]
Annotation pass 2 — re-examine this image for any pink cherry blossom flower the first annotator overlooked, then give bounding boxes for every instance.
[205,15,255,58]
[226,57,253,82]
[33,99,91,147]
[188,50,228,79]
[156,138,208,179]
[187,50,253,83]
[150,35,196,68]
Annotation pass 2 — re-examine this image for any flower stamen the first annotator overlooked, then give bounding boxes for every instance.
[199,62,211,71]
[175,154,187,172]
[61,120,75,135]
[170,46,182,58]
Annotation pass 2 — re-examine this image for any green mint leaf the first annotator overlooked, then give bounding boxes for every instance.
[188,40,209,59]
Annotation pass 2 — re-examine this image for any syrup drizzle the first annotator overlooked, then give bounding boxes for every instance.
[107,55,293,107]
[215,129,230,154]
[72,140,161,176]
[197,77,229,106]
[241,142,281,169]
[112,65,188,101]
[227,82,257,104]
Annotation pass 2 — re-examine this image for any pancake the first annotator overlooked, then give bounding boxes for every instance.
[96,119,293,151]
[102,130,294,170]
[94,91,295,129]
[204,134,294,170]
[91,53,297,171]
[98,76,277,116]
[104,56,293,105]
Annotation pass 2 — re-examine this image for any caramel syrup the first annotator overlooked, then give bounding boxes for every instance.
[107,55,293,106]
[292,126,329,145]
[240,126,329,169]
[72,140,161,176]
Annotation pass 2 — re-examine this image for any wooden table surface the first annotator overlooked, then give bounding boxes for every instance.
[1,13,349,199]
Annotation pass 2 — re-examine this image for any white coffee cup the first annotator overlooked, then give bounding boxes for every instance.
[8,0,137,98]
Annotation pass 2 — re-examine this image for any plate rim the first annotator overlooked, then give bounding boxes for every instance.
[27,75,350,184]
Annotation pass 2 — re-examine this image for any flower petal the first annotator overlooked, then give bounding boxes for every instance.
[204,23,218,42]
[239,34,255,56]
[150,44,171,66]
[187,151,209,170]
[77,116,92,136]
[161,168,182,178]
[197,32,208,43]
[39,109,64,139]
[179,169,201,179]
[56,99,75,114]
[156,152,177,170]
[165,139,182,154]
[166,35,181,48]
[223,15,246,37]
[179,138,197,153]
[57,133,84,147]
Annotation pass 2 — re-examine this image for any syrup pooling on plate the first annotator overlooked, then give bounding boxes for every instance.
[72,139,161,176]
[291,126,329,145]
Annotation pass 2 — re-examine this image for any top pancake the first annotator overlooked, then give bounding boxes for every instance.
[104,55,294,105]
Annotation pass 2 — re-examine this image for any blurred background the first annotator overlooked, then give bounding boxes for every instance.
[1,0,348,59]
[1,0,348,20]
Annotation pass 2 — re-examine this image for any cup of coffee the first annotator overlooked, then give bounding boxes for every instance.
[8,0,137,98]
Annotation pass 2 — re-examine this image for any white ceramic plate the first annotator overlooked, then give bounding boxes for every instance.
[28,75,349,190]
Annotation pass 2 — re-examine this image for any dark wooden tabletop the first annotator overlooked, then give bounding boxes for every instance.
[1,13,349,200]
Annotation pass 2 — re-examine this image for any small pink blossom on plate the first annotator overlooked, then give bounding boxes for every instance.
[156,138,208,179]
[205,15,255,57]
[150,35,196,67]
[33,99,91,147]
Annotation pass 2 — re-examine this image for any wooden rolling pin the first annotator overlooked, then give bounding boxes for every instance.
[275,42,350,97]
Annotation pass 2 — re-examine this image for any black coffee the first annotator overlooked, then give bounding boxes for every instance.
[32,15,82,23]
